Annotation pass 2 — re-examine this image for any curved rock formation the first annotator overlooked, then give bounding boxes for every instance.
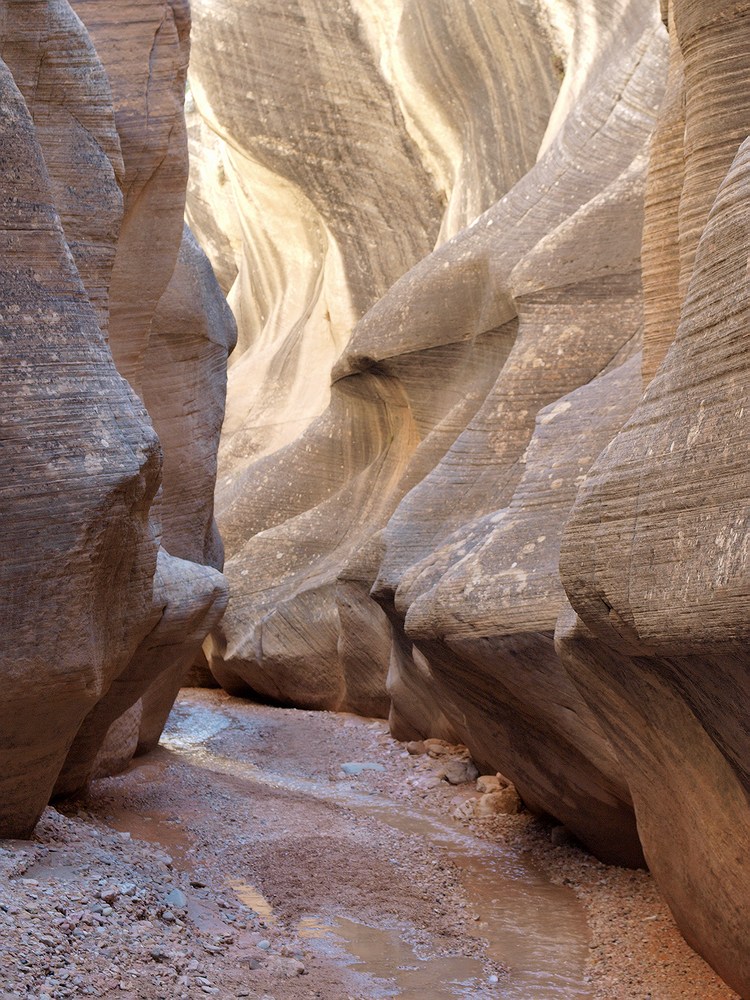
[191,0,566,710]
[70,0,191,391]
[189,0,561,465]
[137,225,237,748]
[192,0,665,866]
[0,1,232,830]
[188,0,748,990]
[0,46,160,836]
[557,3,750,992]
[386,356,646,867]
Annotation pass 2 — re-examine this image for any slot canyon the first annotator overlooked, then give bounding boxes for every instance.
[0,1,747,998]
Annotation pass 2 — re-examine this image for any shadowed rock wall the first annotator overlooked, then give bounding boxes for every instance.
[557,1,750,994]
[0,0,233,834]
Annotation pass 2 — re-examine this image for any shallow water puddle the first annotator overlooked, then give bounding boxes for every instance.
[230,880,276,922]
[302,914,495,999]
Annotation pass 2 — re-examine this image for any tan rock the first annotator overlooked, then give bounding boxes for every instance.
[55,551,228,795]
[439,759,479,786]
[63,4,233,771]
[475,788,522,818]
[558,4,750,986]
[92,702,144,781]
[423,739,455,758]
[200,5,665,780]
[0,0,124,336]
[383,356,647,867]
[136,225,236,744]
[0,0,232,815]
[476,775,505,794]
[71,0,191,392]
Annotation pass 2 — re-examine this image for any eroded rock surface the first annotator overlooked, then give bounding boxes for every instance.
[191,0,749,990]
[558,6,750,989]
[192,0,665,869]
[0,1,231,832]
[0,41,159,836]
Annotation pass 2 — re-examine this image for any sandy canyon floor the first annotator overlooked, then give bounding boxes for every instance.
[0,688,738,999]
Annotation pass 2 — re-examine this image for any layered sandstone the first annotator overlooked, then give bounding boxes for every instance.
[0,35,159,835]
[187,0,749,992]
[558,2,750,994]
[191,0,665,866]
[0,1,231,832]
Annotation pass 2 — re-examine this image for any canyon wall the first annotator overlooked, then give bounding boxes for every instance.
[0,0,233,835]
[557,2,750,994]
[188,0,749,994]
[191,0,664,863]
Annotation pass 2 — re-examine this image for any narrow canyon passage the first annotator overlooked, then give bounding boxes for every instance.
[1,690,737,1000]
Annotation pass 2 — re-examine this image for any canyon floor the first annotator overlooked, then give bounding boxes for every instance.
[0,688,738,1000]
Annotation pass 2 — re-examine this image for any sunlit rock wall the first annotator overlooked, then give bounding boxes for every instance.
[0,0,232,834]
[367,0,664,865]
[557,1,750,994]
[188,0,563,712]
[190,0,665,863]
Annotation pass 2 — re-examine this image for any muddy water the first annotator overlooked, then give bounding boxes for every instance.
[148,697,593,1000]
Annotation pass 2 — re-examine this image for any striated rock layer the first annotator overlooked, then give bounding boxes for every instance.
[0,1,232,834]
[558,2,750,994]
[192,0,665,867]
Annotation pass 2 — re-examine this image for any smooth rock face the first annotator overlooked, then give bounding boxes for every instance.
[188,0,571,706]
[558,89,750,1000]
[0,1,231,830]
[137,225,236,752]
[70,0,191,391]
[188,0,748,991]
[188,0,561,469]
[0,0,125,336]
[388,357,647,867]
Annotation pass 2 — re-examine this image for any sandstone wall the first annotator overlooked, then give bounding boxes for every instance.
[187,0,749,993]
[0,0,232,834]
[558,2,750,994]
[190,0,665,863]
